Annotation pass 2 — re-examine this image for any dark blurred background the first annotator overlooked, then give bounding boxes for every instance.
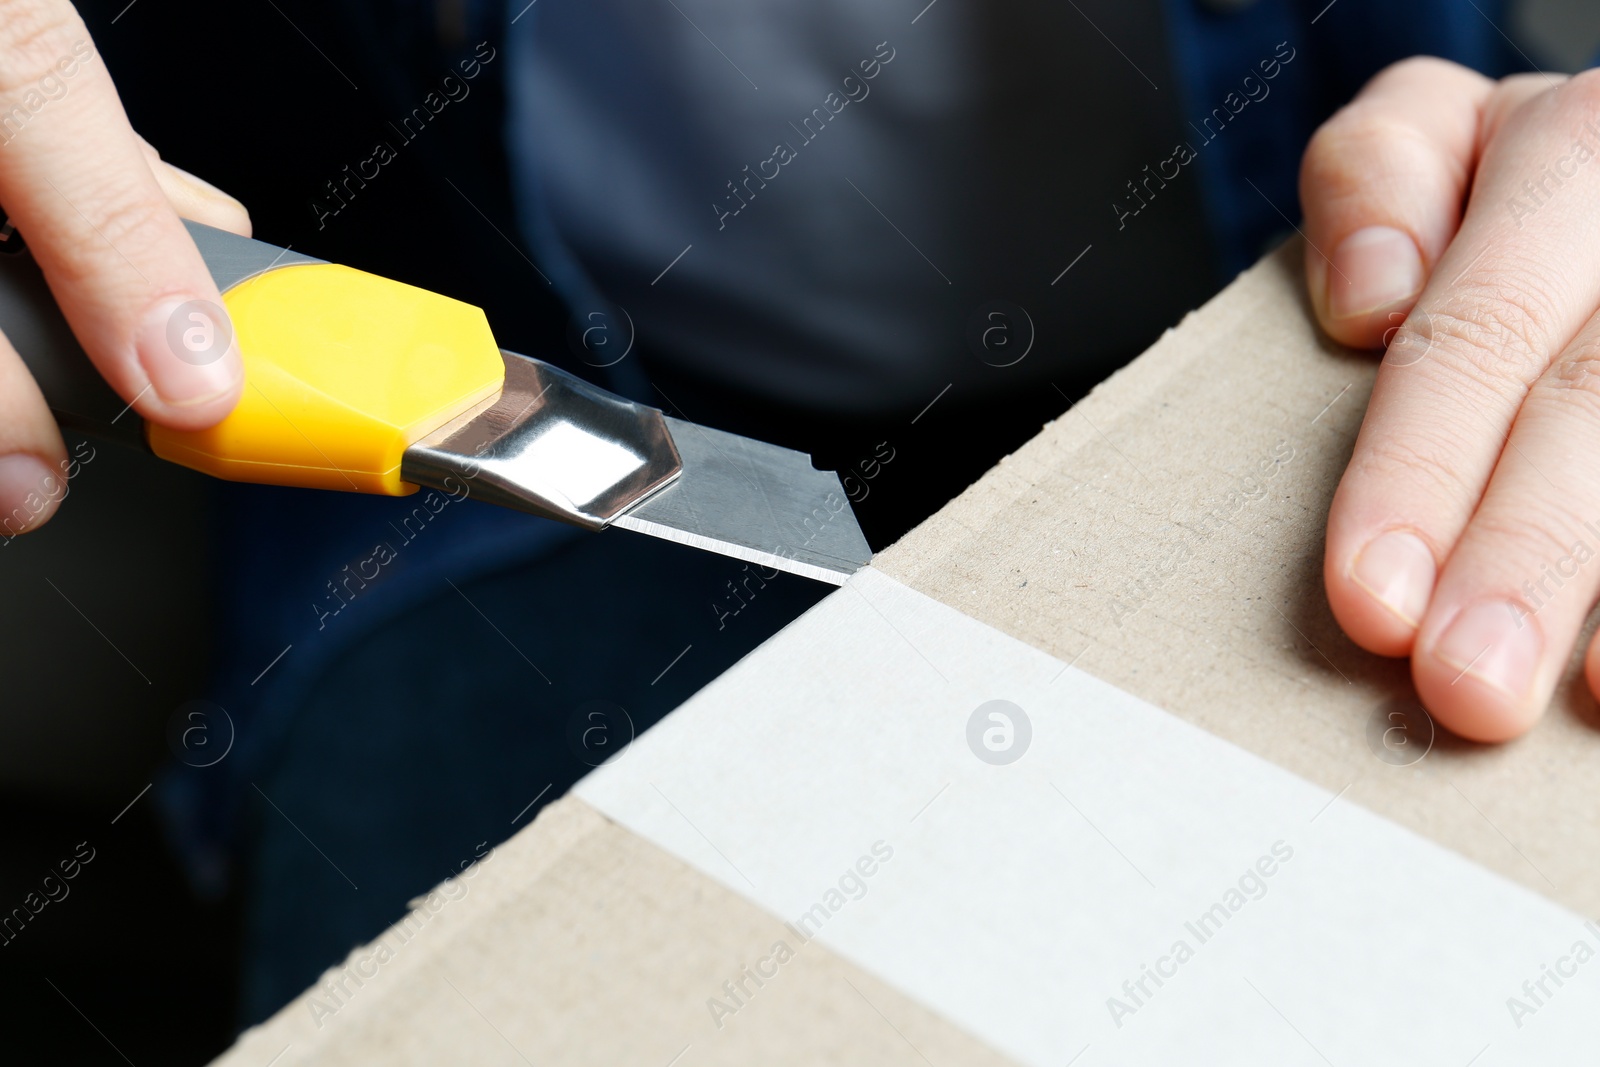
[1,0,1597,1063]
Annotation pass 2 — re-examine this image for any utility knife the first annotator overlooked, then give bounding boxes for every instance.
[0,221,871,585]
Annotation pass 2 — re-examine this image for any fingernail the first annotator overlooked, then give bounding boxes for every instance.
[1326,226,1424,320]
[1350,530,1435,626]
[0,454,61,535]
[1434,600,1542,699]
[137,294,242,407]
[165,163,238,204]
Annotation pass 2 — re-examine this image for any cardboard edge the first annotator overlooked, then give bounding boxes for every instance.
[210,796,610,1065]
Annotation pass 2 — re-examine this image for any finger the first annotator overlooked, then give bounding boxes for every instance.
[150,160,252,236]
[0,328,68,536]
[1413,317,1600,741]
[133,134,251,236]
[0,5,241,429]
[1325,72,1600,662]
[1300,58,1497,348]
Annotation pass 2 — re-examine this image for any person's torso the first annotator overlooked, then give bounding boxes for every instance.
[508,0,1218,413]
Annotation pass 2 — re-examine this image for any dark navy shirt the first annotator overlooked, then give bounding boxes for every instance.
[164,0,1525,889]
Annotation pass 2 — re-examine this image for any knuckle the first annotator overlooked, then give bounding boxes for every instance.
[1303,109,1462,199]
[91,181,170,245]
[46,181,173,285]
[0,2,87,97]
[1542,344,1600,418]
[1376,55,1468,89]
[1308,109,1422,163]
[1554,67,1600,117]
[1480,75,1560,141]
[1405,282,1557,385]
[1388,55,1449,76]
[1468,508,1596,576]
[1500,72,1563,101]
[1350,425,1481,508]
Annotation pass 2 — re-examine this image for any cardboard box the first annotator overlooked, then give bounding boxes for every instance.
[214,244,1600,1065]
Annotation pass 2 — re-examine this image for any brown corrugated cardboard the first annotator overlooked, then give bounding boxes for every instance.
[879,240,1599,917]
[215,796,1016,1066]
[214,241,1597,1064]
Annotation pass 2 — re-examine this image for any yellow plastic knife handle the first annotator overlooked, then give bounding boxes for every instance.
[149,260,505,495]
[3,221,506,497]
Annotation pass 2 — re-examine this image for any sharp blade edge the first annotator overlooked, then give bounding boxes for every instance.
[610,417,872,584]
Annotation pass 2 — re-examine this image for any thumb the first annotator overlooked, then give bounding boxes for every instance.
[1299,57,1498,348]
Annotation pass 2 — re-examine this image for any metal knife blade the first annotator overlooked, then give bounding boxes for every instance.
[402,351,871,584]
[610,417,872,585]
